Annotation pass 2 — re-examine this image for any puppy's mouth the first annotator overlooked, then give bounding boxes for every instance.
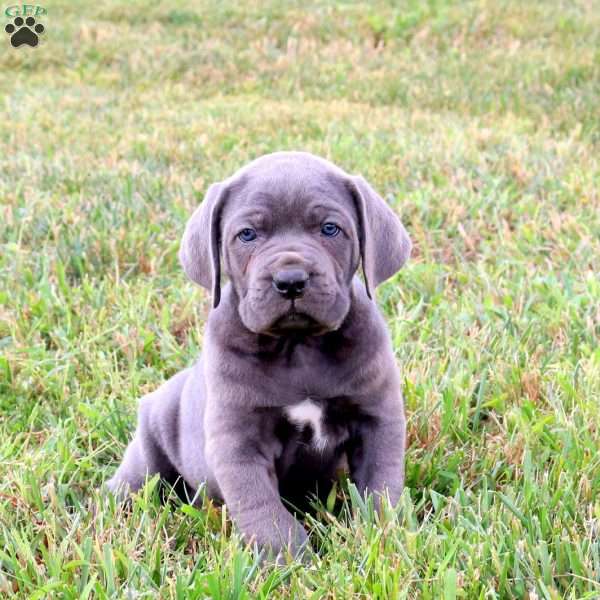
[266,311,328,336]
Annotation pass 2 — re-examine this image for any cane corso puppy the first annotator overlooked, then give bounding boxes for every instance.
[107,151,411,557]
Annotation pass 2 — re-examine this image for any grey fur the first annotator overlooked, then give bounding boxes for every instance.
[107,151,411,557]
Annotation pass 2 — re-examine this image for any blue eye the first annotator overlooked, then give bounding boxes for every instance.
[238,228,257,242]
[321,222,340,237]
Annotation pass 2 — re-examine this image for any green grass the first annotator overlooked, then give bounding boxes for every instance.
[1,0,599,597]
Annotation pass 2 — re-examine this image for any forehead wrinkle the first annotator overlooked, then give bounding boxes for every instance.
[229,207,269,224]
[234,172,356,227]
[305,200,347,215]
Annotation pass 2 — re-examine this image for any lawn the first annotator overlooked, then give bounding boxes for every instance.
[1,0,599,597]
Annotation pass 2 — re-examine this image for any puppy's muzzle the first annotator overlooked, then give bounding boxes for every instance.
[272,269,309,299]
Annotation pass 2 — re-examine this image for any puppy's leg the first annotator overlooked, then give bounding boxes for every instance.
[107,369,191,498]
[106,415,175,497]
[205,407,308,558]
[347,402,406,508]
[213,453,309,558]
[106,435,148,497]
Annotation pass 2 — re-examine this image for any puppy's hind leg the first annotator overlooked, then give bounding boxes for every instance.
[106,435,150,498]
[106,369,192,500]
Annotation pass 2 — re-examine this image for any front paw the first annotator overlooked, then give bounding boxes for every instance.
[281,520,310,559]
[243,513,309,562]
[265,531,311,565]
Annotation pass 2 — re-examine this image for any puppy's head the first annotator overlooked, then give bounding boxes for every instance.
[180,152,411,336]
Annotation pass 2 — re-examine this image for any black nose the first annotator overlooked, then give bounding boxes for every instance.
[272,269,309,299]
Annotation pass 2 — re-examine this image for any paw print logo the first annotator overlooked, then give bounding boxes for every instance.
[5,16,45,48]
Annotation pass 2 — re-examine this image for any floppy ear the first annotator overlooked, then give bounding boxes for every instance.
[346,175,411,299]
[179,182,229,308]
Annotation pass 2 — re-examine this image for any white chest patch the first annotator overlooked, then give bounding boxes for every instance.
[284,398,329,451]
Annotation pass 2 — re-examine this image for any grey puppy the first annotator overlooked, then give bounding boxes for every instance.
[107,151,411,557]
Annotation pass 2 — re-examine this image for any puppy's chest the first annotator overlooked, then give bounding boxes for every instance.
[282,398,351,451]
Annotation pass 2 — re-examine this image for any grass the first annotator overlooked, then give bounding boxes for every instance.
[1,0,599,597]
